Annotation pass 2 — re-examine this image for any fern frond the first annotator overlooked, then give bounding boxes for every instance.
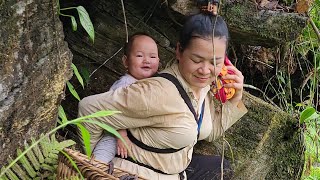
[56,140,76,149]
[41,163,56,172]
[17,149,37,178]
[5,168,19,180]
[24,141,40,171]
[0,167,9,180]
[44,156,58,165]
[0,134,76,180]
[8,157,31,180]
[39,134,50,158]
[31,138,44,164]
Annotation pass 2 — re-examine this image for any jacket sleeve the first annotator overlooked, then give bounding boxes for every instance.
[205,96,248,142]
[78,78,182,149]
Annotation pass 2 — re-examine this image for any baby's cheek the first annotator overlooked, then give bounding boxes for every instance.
[152,63,159,71]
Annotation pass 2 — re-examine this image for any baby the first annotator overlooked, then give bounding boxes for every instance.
[93,32,160,163]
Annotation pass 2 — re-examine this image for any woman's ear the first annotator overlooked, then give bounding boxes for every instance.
[122,55,128,69]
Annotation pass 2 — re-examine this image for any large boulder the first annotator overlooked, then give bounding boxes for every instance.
[168,0,308,47]
[194,92,304,179]
[0,0,72,166]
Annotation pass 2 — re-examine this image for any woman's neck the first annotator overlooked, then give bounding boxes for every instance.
[192,88,201,100]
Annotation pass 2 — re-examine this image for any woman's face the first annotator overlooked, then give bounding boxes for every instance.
[176,37,226,93]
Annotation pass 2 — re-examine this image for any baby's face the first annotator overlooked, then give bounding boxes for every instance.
[126,36,159,80]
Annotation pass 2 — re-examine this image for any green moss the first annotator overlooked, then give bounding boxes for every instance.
[220,2,307,46]
[194,93,303,179]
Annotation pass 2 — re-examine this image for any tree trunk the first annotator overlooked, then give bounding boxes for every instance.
[0,0,72,166]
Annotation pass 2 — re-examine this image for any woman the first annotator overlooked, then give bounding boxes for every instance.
[78,13,247,180]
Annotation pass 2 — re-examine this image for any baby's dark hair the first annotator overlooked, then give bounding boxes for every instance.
[179,14,229,51]
[124,32,156,56]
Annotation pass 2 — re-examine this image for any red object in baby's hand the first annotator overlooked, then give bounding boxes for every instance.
[211,56,236,103]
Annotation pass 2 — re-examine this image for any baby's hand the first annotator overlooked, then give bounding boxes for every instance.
[117,129,131,158]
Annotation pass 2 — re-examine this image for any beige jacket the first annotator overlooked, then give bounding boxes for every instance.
[78,63,248,180]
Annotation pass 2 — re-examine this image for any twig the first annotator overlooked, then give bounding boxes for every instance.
[120,0,128,43]
[309,16,320,43]
[221,137,225,180]
[251,59,274,69]
[89,47,123,77]
[243,84,279,108]
[231,46,238,66]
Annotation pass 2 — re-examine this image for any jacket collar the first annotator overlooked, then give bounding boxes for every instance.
[162,62,210,111]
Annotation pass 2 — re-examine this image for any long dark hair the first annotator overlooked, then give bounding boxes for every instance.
[179,14,229,51]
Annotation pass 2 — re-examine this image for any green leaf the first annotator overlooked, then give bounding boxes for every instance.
[295,103,305,107]
[71,16,77,31]
[67,81,80,101]
[73,110,120,123]
[77,123,92,157]
[5,168,19,180]
[278,75,285,84]
[59,150,84,180]
[76,6,94,43]
[58,106,68,124]
[82,120,131,155]
[71,63,84,88]
[24,142,40,171]
[80,67,90,85]
[57,118,62,125]
[300,107,320,123]
[17,149,37,177]
[31,138,44,164]
[56,140,76,150]
[8,157,29,179]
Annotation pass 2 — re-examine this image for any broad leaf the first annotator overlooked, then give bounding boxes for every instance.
[71,16,77,31]
[67,81,80,101]
[300,107,320,123]
[77,123,92,157]
[80,67,90,85]
[71,63,84,88]
[76,6,94,43]
[58,106,68,124]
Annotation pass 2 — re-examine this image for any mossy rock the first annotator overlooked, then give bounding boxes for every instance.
[168,0,308,47]
[194,92,304,179]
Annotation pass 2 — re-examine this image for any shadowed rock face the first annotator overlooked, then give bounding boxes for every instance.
[0,1,72,166]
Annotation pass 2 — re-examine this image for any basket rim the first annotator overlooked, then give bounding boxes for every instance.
[58,148,146,179]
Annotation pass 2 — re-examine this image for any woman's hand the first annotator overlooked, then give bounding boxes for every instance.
[117,129,131,158]
[222,65,244,106]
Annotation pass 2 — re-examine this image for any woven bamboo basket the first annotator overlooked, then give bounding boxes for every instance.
[56,148,145,180]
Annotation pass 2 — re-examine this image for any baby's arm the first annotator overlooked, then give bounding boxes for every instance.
[116,129,131,158]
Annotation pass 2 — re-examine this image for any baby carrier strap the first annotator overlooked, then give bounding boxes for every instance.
[156,73,198,120]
